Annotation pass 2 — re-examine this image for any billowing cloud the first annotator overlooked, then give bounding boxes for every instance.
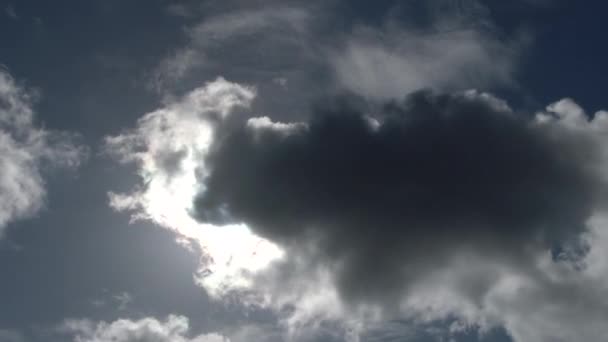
[108,70,608,340]
[61,314,337,342]
[0,69,87,237]
[102,3,608,339]
[62,315,227,342]
[191,90,608,341]
[198,90,594,255]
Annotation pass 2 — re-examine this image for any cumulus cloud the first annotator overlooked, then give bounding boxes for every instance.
[62,315,227,342]
[61,315,335,342]
[108,65,608,340]
[188,89,608,341]
[103,3,607,339]
[0,69,87,237]
[197,90,597,285]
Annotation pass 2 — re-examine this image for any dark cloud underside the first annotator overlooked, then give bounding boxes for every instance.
[195,90,600,305]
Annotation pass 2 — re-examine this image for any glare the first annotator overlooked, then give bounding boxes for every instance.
[106,78,284,297]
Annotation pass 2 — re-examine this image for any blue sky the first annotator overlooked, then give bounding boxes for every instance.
[1,1,607,341]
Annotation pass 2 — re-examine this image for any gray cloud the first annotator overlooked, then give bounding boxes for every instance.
[98,1,608,341]
[193,89,605,310]
[108,71,608,340]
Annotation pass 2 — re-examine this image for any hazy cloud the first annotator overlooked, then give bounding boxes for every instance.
[152,6,316,93]
[0,329,24,342]
[331,28,519,100]
[0,70,87,237]
[4,5,17,20]
[154,0,522,105]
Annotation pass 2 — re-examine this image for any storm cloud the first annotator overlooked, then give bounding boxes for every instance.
[194,90,604,306]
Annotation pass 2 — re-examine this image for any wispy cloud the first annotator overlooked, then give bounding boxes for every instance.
[0,70,87,237]
[5,5,18,20]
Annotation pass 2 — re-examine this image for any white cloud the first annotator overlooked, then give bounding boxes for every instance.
[62,315,227,342]
[104,77,283,298]
[246,116,306,136]
[331,27,518,100]
[0,70,87,237]
[61,315,303,342]
[394,217,608,342]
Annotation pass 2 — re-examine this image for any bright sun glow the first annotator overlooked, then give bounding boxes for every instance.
[105,78,284,297]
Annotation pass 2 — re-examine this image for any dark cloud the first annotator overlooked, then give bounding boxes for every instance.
[194,90,601,307]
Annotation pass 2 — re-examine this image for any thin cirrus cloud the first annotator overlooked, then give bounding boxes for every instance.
[151,6,314,93]
[0,69,87,238]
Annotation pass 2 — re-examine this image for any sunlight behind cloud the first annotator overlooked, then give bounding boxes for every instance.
[105,77,283,298]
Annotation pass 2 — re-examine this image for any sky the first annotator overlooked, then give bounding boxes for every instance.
[1,0,608,341]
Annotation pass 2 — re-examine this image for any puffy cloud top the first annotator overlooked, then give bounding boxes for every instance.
[63,315,227,342]
[196,89,600,300]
